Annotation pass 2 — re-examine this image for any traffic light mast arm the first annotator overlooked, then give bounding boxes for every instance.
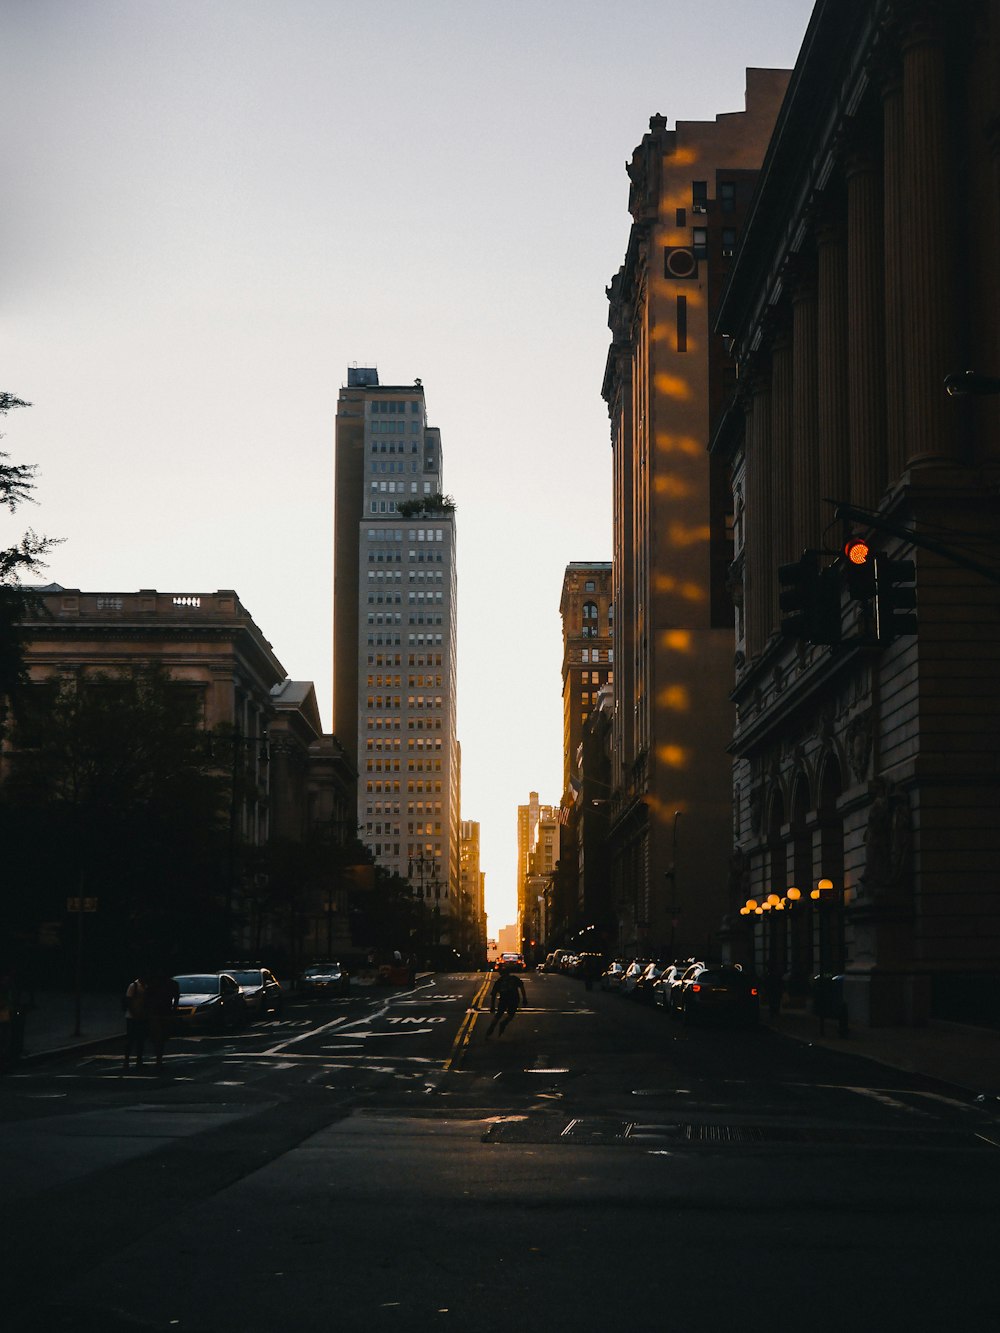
[834,503,1000,587]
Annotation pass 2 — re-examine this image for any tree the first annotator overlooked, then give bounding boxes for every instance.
[0,664,231,982]
[0,392,61,734]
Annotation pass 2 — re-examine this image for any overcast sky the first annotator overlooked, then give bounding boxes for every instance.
[2,0,815,931]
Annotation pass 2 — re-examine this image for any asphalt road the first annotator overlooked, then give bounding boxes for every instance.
[4,971,999,1332]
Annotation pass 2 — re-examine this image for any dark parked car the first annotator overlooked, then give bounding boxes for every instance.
[678,964,760,1026]
[222,966,284,1019]
[300,962,351,996]
[665,961,706,1017]
[173,973,247,1030]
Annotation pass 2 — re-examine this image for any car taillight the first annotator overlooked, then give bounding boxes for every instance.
[750,987,758,996]
[690,983,701,992]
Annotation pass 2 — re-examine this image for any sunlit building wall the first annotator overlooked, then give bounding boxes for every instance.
[333,369,461,937]
[603,71,790,960]
[711,0,1000,1027]
[560,562,614,794]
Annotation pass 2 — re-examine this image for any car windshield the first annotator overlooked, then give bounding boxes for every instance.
[174,974,218,992]
[306,966,340,975]
[228,971,264,985]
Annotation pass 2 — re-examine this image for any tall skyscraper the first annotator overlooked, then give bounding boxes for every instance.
[333,367,460,937]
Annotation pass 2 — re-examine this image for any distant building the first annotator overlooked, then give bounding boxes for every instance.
[559,562,613,793]
[603,71,791,960]
[2,586,354,960]
[516,792,559,959]
[459,819,487,965]
[333,368,461,939]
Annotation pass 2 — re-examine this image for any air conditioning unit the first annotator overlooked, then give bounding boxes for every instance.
[664,247,699,280]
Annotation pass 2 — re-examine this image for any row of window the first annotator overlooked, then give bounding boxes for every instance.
[366,696,444,708]
[366,718,444,731]
[369,420,421,434]
[365,761,444,779]
[366,633,445,646]
[368,654,444,667]
[581,648,613,663]
[366,675,443,688]
[369,399,422,414]
[371,460,420,474]
[367,528,447,542]
[366,612,445,624]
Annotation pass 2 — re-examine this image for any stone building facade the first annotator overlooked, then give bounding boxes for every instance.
[711,0,1000,1025]
[603,70,791,961]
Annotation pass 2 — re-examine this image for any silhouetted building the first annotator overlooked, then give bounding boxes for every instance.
[711,0,1000,1025]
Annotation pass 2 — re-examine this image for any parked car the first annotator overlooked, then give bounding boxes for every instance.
[600,961,625,991]
[652,964,686,1010]
[173,972,247,1030]
[633,960,673,1004]
[620,960,653,997]
[300,962,351,996]
[665,961,706,1018]
[679,964,760,1027]
[221,965,283,1019]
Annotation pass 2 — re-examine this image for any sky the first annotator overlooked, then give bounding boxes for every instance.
[2,0,816,933]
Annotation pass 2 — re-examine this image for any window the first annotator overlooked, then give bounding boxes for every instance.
[676,294,687,353]
[719,181,736,214]
[692,227,708,260]
[692,180,708,213]
[722,228,737,258]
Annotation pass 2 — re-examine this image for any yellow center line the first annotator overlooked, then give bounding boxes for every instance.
[442,974,492,1071]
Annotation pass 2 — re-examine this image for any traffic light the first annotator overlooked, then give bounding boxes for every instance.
[778,551,841,645]
[843,537,876,601]
[875,555,917,641]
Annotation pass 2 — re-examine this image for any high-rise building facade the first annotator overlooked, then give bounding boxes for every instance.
[603,72,790,960]
[559,562,613,795]
[333,368,461,935]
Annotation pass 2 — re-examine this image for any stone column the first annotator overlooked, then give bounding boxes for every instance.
[817,219,850,516]
[901,6,959,464]
[792,271,820,553]
[745,371,773,658]
[846,149,886,508]
[882,64,907,481]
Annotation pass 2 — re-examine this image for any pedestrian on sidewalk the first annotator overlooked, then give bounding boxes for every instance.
[122,976,149,1071]
[143,970,180,1071]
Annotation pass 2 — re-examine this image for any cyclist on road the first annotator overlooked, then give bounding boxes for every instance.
[485,965,527,1038]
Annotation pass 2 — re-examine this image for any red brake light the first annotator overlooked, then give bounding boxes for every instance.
[690,983,701,992]
[750,987,758,996]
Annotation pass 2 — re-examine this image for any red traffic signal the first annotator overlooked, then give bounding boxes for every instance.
[843,536,876,600]
[844,537,871,566]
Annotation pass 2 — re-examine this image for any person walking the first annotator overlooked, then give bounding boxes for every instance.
[123,976,148,1071]
[485,966,527,1039]
[143,970,180,1071]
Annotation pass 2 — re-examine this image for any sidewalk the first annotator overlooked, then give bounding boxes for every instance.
[766,1004,1000,1099]
[12,990,125,1064]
